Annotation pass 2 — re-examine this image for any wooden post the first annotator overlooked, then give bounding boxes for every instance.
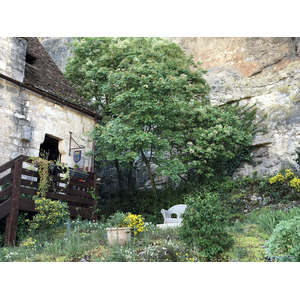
[4,157,23,246]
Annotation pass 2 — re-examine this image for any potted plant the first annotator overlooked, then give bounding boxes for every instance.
[69,164,89,181]
[106,212,132,246]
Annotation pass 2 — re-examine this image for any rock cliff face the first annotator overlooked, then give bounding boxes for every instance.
[169,37,300,176]
[39,37,73,71]
[41,37,300,178]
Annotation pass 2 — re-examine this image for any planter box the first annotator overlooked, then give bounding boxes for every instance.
[106,227,132,245]
[69,169,89,181]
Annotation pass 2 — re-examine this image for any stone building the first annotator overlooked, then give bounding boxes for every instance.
[0,37,96,171]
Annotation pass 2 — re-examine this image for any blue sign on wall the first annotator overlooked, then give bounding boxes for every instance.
[73,150,82,163]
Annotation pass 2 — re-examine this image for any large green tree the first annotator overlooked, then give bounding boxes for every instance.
[65,37,258,196]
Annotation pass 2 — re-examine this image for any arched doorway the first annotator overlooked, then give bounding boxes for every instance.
[39,134,61,161]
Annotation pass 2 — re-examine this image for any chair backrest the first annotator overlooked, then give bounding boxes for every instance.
[161,204,187,224]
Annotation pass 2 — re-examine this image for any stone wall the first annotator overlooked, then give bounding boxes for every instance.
[0,78,95,170]
[0,37,27,82]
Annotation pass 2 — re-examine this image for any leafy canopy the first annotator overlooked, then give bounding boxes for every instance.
[65,37,258,192]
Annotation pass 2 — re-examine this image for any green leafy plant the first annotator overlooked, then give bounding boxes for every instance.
[106,211,127,227]
[30,157,53,198]
[180,191,234,260]
[74,164,87,173]
[247,207,300,234]
[16,212,30,243]
[265,216,300,261]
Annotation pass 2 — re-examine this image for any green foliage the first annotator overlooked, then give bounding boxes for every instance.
[1,209,299,262]
[265,216,300,261]
[180,191,234,260]
[65,37,259,197]
[27,197,70,232]
[16,212,30,243]
[106,211,127,227]
[30,157,53,198]
[248,207,300,234]
[106,212,145,235]
[101,181,198,224]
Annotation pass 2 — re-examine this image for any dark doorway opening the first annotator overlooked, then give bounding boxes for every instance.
[39,134,60,161]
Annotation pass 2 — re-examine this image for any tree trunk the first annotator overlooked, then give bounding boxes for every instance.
[114,159,124,200]
[141,151,157,197]
[126,162,134,198]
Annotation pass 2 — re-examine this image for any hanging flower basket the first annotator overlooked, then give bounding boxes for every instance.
[69,169,89,181]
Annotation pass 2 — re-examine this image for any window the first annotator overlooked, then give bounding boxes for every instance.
[25,53,36,65]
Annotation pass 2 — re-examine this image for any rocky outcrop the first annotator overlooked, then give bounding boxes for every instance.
[170,37,300,177]
[41,37,300,179]
[39,37,73,72]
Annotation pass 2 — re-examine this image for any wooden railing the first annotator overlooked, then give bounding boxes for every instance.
[0,155,99,246]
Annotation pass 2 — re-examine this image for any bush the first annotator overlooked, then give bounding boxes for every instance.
[265,216,300,261]
[122,213,145,236]
[106,211,127,227]
[27,197,70,232]
[180,191,234,260]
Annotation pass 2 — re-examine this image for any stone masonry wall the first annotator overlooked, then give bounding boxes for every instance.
[0,78,95,170]
[0,37,27,82]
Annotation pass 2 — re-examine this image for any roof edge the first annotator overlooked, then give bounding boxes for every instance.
[0,72,97,119]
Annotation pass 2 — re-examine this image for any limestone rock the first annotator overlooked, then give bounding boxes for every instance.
[39,37,73,71]
[170,37,300,177]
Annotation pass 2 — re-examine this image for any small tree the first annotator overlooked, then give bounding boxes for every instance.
[66,37,210,196]
[180,192,234,260]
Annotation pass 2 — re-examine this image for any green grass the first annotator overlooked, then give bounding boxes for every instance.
[246,207,300,234]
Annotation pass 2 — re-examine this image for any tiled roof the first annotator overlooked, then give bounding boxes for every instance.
[23,37,95,116]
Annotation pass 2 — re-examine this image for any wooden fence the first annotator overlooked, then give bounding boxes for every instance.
[0,155,99,246]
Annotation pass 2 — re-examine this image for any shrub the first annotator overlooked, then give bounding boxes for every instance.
[122,213,145,236]
[265,216,300,261]
[106,211,127,227]
[28,197,70,232]
[269,169,300,192]
[180,192,234,260]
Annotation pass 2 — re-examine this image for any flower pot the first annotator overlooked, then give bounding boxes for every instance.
[69,169,89,181]
[106,227,132,246]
